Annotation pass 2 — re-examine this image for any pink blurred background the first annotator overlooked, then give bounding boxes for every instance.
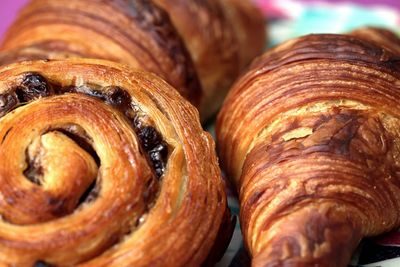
[2,0,400,41]
[0,0,29,40]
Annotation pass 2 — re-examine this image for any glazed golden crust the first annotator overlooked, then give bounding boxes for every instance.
[153,0,266,120]
[1,0,201,108]
[217,28,400,266]
[1,0,265,121]
[0,58,230,266]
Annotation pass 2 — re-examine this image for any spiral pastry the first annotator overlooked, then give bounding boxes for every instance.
[0,0,266,121]
[217,28,400,266]
[0,58,231,266]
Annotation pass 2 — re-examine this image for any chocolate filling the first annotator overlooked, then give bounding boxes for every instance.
[16,73,53,102]
[65,85,169,178]
[62,83,169,178]
[104,86,132,108]
[0,92,18,117]
[23,155,43,186]
[78,179,99,205]
[136,126,168,176]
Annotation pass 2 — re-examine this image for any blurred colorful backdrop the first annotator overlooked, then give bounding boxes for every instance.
[1,0,400,44]
[256,0,400,45]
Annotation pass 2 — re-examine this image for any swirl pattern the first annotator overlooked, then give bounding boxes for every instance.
[217,28,400,266]
[0,59,231,266]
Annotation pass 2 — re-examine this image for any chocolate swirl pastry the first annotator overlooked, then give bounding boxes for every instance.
[0,59,232,266]
[217,28,400,266]
[0,0,265,121]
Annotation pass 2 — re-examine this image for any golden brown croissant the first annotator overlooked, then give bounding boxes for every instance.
[0,0,266,121]
[0,58,232,266]
[217,28,400,266]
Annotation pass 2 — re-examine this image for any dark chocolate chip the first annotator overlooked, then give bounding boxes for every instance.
[149,150,166,178]
[154,164,165,178]
[137,126,162,149]
[0,93,18,116]
[104,86,131,110]
[16,73,51,102]
[149,151,162,162]
[148,142,168,177]
[151,143,168,158]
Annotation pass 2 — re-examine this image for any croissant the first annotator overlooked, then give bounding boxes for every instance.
[0,58,232,266]
[0,0,266,121]
[217,28,400,266]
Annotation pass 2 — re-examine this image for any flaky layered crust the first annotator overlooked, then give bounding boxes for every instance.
[153,0,266,120]
[0,0,201,108]
[1,0,265,121]
[217,28,400,266]
[0,58,231,266]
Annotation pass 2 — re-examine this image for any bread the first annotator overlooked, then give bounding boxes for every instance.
[217,28,400,266]
[0,58,232,266]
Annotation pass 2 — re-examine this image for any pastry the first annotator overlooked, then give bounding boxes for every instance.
[152,0,266,119]
[0,0,266,121]
[217,28,400,266]
[0,0,201,109]
[0,58,232,266]
[350,26,400,55]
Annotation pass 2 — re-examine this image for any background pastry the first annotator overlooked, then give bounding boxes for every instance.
[0,0,266,121]
[152,0,266,120]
